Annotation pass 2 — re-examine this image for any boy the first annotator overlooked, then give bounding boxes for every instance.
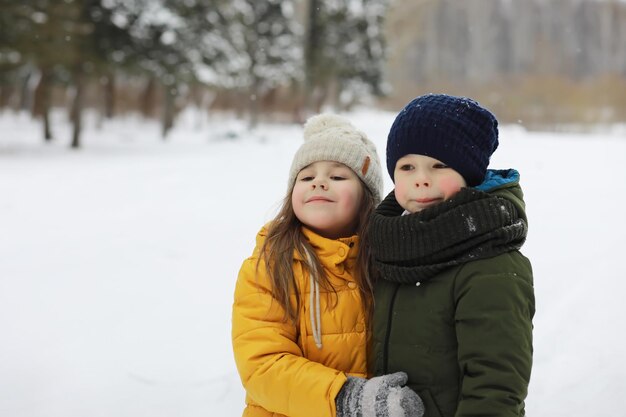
[369,94,535,417]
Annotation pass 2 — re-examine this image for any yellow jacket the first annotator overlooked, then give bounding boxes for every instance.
[232,226,368,417]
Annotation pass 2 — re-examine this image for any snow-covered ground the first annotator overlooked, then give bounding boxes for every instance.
[1,108,625,416]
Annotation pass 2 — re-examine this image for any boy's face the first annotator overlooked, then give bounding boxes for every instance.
[393,154,467,213]
[292,161,364,239]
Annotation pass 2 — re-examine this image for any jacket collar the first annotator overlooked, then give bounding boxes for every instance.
[475,168,519,192]
[297,226,359,270]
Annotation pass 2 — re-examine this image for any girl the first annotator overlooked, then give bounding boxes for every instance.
[231,114,423,417]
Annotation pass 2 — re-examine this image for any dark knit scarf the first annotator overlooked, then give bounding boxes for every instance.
[369,187,528,285]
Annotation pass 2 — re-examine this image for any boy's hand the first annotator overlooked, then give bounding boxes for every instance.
[336,372,424,417]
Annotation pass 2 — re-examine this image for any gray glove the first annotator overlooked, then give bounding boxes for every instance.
[335,372,424,417]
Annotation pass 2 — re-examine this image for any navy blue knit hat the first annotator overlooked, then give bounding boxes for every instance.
[386,94,499,186]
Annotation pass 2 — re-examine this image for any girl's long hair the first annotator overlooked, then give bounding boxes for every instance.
[257,180,377,323]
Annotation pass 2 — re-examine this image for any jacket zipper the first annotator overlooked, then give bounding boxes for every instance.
[382,284,400,373]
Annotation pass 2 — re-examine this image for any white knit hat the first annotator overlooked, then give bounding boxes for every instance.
[288,114,384,202]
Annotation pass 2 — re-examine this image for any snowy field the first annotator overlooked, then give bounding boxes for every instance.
[1,108,625,417]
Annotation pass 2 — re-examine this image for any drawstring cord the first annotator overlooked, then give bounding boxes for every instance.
[310,275,322,349]
[305,250,323,349]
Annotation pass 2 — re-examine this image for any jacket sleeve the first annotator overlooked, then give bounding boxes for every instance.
[232,255,347,417]
[453,253,535,417]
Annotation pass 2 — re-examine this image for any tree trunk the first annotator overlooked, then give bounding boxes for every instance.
[70,69,84,149]
[0,83,9,109]
[103,71,115,119]
[304,0,321,114]
[161,84,174,139]
[33,68,53,142]
[18,71,32,111]
[43,110,52,142]
[141,77,156,118]
[247,77,260,130]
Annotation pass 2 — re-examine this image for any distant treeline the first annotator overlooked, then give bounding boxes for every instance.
[385,0,626,129]
[1,0,625,148]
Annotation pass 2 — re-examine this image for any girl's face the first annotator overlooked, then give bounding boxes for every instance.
[292,161,364,239]
[393,154,467,213]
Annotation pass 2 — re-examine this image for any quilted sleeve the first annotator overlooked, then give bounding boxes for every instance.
[453,252,535,417]
[232,255,347,417]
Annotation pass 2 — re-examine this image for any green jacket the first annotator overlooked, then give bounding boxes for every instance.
[370,170,535,417]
